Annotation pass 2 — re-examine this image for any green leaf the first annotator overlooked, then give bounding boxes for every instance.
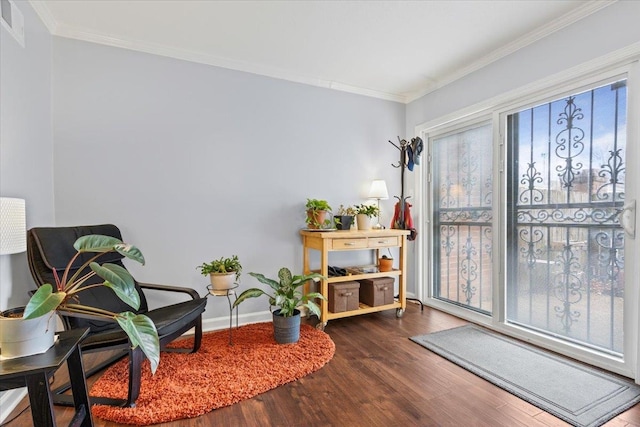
[73,235,123,253]
[278,268,293,287]
[304,300,322,318]
[248,272,280,292]
[291,272,324,286]
[23,284,66,319]
[232,288,267,308]
[116,312,160,374]
[304,292,326,301]
[90,262,140,310]
[114,243,145,265]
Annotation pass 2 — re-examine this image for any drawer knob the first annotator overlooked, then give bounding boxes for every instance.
[344,242,356,246]
[378,240,388,244]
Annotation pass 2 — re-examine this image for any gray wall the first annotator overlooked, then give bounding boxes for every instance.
[0,1,55,310]
[0,0,55,418]
[52,38,406,321]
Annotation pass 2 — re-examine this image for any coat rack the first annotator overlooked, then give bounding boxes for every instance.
[389,137,409,228]
[388,136,424,310]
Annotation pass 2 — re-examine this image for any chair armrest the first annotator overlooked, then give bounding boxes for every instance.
[137,282,201,300]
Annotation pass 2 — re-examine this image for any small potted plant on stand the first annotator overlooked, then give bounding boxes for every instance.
[334,205,356,230]
[305,198,332,229]
[0,235,161,371]
[232,267,326,344]
[197,255,242,291]
[354,204,380,231]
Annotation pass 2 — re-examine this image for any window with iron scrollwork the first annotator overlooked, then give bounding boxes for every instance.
[432,122,493,314]
[506,79,627,355]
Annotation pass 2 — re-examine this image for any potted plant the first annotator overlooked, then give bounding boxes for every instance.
[0,234,161,372]
[378,254,394,272]
[232,267,326,344]
[305,198,332,229]
[354,203,380,231]
[334,204,356,230]
[197,255,242,290]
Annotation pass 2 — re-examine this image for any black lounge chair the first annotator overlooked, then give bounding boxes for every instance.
[27,224,207,407]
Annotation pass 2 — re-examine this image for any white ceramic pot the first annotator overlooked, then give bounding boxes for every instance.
[356,214,372,231]
[209,272,236,290]
[0,308,56,358]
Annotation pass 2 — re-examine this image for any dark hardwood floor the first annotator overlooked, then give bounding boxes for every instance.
[4,303,640,426]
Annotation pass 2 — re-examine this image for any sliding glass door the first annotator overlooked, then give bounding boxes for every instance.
[426,74,635,374]
[506,79,628,355]
[432,122,493,314]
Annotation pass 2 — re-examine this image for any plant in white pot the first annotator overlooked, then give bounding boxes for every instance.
[0,235,160,372]
[354,204,380,231]
[232,267,326,344]
[198,255,242,291]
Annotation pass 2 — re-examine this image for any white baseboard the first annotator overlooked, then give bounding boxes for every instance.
[201,310,272,333]
[0,388,27,424]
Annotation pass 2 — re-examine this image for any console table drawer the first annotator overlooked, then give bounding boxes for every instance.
[332,238,368,250]
[368,236,399,248]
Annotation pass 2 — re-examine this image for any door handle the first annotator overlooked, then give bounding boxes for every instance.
[620,200,636,239]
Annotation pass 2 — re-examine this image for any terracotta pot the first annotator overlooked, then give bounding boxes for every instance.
[378,257,394,272]
[306,209,327,229]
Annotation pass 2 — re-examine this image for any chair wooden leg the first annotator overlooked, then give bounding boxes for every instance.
[125,348,144,408]
[192,317,203,353]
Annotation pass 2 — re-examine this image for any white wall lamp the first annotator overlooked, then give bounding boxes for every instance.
[368,180,389,230]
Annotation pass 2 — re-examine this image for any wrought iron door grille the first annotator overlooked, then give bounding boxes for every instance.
[506,80,627,355]
[433,123,493,314]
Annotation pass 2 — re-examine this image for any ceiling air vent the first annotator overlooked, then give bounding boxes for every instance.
[1,0,24,47]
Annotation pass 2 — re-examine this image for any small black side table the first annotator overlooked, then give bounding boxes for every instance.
[0,327,93,427]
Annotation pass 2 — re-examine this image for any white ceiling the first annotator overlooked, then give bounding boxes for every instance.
[29,0,614,103]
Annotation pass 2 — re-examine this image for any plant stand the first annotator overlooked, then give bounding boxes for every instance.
[207,284,239,345]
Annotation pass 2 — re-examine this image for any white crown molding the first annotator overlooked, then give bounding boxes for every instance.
[405,0,617,103]
[415,41,640,135]
[28,0,613,105]
[28,0,57,33]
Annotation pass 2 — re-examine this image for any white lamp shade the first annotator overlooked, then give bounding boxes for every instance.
[368,180,389,200]
[0,197,26,255]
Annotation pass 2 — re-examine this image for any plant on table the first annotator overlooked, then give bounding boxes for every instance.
[21,235,161,372]
[354,203,380,218]
[305,198,332,229]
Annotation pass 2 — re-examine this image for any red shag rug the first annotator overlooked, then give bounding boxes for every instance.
[90,322,335,425]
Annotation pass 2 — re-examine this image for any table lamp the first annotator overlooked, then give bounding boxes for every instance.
[368,180,388,230]
[0,197,26,255]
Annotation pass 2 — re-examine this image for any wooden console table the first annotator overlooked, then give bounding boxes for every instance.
[300,228,409,330]
[0,328,93,427]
